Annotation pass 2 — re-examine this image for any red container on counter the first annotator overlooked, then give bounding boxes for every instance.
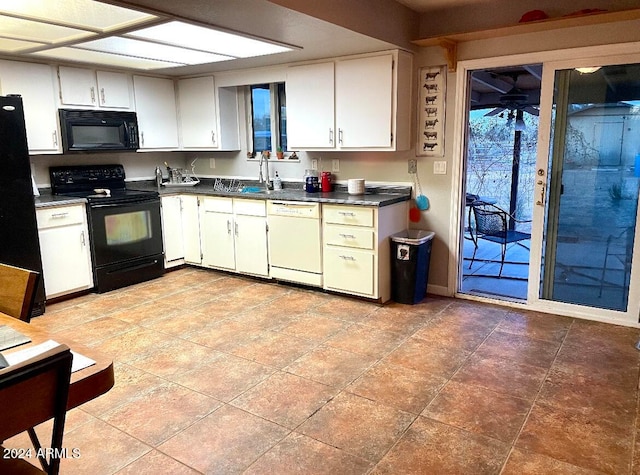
[321,171,332,192]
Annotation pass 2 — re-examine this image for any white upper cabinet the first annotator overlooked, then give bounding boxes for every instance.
[335,54,393,148]
[286,62,335,149]
[133,75,179,150]
[96,70,134,109]
[286,50,412,151]
[177,76,240,151]
[58,66,133,109]
[178,76,218,148]
[0,60,60,154]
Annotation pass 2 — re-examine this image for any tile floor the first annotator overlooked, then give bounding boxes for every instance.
[5,267,640,474]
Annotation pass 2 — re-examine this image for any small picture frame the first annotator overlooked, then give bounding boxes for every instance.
[417,65,446,157]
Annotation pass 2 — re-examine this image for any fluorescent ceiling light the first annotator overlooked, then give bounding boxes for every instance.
[0,15,94,45]
[32,47,185,70]
[127,21,295,58]
[0,1,297,70]
[0,37,46,53]
[75,37,233,65]
[0,0,156,31]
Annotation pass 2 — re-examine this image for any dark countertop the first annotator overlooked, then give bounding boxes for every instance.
[35,179,411,208]
[135,178,411,207]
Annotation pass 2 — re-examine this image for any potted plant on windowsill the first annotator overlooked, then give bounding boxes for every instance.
[276,147,285,160]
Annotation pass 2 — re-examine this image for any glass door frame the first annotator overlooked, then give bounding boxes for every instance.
[450,42,640,326]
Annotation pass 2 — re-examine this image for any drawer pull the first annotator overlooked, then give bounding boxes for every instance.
[339,233,356,239]
[51,212,69,219]
[338,211,356,217]
[339,255,356,261]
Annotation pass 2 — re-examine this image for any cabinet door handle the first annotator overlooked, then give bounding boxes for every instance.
[100,87,106,104]
[234,222,238,236]
[227,219,232,235]
[141,131,144,147]
[338,128,343,145]
[52,131,58,147]
[211,131,216,145]
[329,128,334,145]
[90,86,96,104]
[81,230,86,247]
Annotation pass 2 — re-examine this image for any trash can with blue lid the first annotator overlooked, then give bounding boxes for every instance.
[390,230,435,304]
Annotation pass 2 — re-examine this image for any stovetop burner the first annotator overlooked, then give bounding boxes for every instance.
[50,164,158,203]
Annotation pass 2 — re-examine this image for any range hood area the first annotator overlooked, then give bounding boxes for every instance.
[0,0,297,71]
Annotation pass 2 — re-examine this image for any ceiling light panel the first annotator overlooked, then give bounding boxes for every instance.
[0,15,95,45]
[0,0,157,32]
[127,21,294,58]
[74,37,233,65]
[0,37,46,53]
[32,47,185,70]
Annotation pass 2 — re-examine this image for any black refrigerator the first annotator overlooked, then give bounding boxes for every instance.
[0,95,46,318]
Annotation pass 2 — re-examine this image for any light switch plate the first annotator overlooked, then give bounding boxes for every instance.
[311,158,318,170]
[209,158,215,169]
[434,161,447,175]
[332,159,340,172]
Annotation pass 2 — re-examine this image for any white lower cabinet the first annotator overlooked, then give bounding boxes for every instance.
[200,197,268,277]
[322,202,407,302]
[161,195,186,268]
[36,204,93,299]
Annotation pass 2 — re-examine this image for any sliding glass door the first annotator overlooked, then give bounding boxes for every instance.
[530,57,640,324]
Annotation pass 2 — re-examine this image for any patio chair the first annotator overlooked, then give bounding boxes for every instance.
[468,204,531,277]
[598,226,633,304]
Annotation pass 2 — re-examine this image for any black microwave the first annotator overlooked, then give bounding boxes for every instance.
[59,109,139,153]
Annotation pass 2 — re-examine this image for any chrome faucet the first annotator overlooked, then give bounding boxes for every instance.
[258,152,272,191]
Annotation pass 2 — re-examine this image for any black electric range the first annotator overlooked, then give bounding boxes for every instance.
[50,165,164,293]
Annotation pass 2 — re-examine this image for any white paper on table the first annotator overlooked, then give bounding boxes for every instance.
[4,339,96,373]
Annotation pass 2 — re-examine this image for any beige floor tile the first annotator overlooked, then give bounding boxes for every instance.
[517,402,634,474]
[231,371,338,428]
[100,381,220,446]
[115,450,200,474]
[325,323,406,357]
[453,354,548,401]
[502,447,605,475]
[423,380,531,443]
[172,351,274,402]
[58,417,152,474]
[158,404,289,474]
[245,432,373,474]
[384,336,471,378]
[474,330,562,369]
[298,392,416,462]
[285,345,378,388]
[371,416,510,474]
[347,360,447,414]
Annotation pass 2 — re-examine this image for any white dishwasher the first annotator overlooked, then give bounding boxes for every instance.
[267,201,322,286]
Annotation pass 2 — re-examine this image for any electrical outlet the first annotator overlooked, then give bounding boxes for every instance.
[408,159,417,174]
[332,159,340,172]
[209,158,215,169]
[434,160,447,175]
[311,158,318,170]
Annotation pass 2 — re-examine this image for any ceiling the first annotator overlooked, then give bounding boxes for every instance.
[1,0,638,76]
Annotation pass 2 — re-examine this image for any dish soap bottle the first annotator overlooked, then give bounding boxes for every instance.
[273,171,282,191]
[155,166,163,187]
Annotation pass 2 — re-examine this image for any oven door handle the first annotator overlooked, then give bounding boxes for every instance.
[90,199,159,209]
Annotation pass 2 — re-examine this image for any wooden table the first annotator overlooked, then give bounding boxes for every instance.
[0,313,114,412]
